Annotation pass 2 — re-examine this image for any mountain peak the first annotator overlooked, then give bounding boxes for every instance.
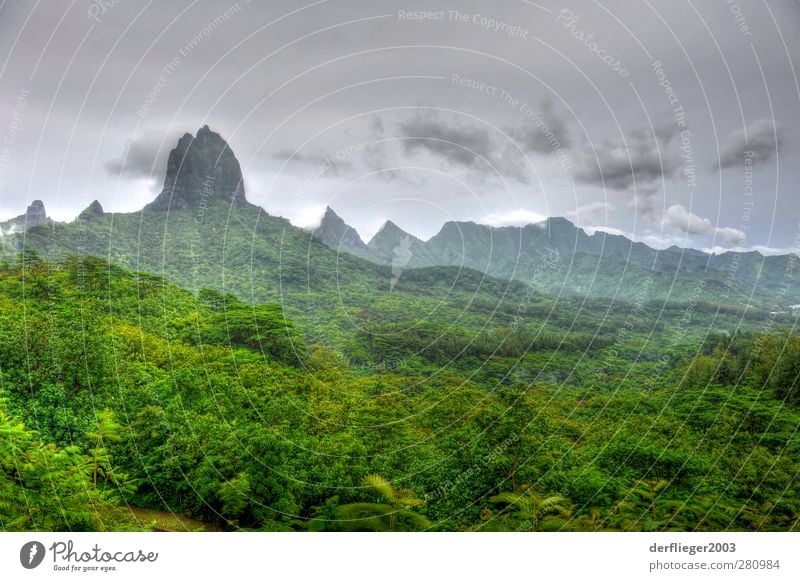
[0,200,48,235]
[370,220,417,246]
[19,200,46,224]
[147,126,246,211]
[544,216,576,229]
[78,200,104,220]
[24,200,47,225]
[313,206,367,251]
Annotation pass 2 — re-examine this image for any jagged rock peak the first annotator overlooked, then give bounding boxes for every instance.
[16,200,47,226]
[314,207,367,250]
[26,200,47,221]
[0,200,48,235]
[370,220,414,243]
[147,125,246,211]
[78,200,104,220]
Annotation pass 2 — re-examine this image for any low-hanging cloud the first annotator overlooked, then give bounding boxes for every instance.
[564,201,613,225]
[663,203,745,244]
[104,130,182,182]
[717,119,784,169]
[479,208,547,227]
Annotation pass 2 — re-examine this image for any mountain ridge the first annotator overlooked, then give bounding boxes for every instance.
[2,125,797,308]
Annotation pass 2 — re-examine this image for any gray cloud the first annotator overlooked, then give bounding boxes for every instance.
[397,110,527,182]
[398,110,495,167]
[573,126,678,191]
[564,201,613,225]
[717,119,784,169]
[104,130,182,182]
[272,148,353,176]
[507,98,571,154]
[0,0,797,248]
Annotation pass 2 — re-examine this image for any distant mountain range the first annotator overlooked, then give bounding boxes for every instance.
[316,206,799,309]
[2,125,798,310]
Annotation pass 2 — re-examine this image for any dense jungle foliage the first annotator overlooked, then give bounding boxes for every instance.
[0,254,798,532]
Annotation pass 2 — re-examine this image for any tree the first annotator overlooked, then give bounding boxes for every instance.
[328,475,431,532]
[86,410,134,501]
[489,486,572,531]
[218,472,251,525]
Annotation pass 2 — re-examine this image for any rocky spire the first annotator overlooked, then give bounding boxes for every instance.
[313,207,367,251]
[147,125,247,211]
[24,200,47,226]
[1,200,48,232]
[78,200,104,221]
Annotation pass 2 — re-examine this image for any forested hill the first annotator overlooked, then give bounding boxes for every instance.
[0,254,798,532]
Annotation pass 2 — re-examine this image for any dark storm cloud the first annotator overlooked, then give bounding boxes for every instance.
[397,110,527,182]
[398,110,495,167]
[717,119,785,169]
[573,125,679,191]
[0,0,797,248]
[507,99,572,154]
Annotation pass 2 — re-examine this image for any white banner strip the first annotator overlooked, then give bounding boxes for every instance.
[1,532,797,580]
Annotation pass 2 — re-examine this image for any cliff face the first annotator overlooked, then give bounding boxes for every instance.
[147,125,247,211]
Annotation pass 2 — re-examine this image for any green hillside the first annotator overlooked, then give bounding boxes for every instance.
[1,126,798,533]
[0,255,798,532]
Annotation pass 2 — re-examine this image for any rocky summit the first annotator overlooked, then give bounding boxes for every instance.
[78,200,104,221]
[147,125,247,211]
[0,199,49,234]
[313,207,368,252]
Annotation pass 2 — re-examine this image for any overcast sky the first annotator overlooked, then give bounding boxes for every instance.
[0,0,798,253]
